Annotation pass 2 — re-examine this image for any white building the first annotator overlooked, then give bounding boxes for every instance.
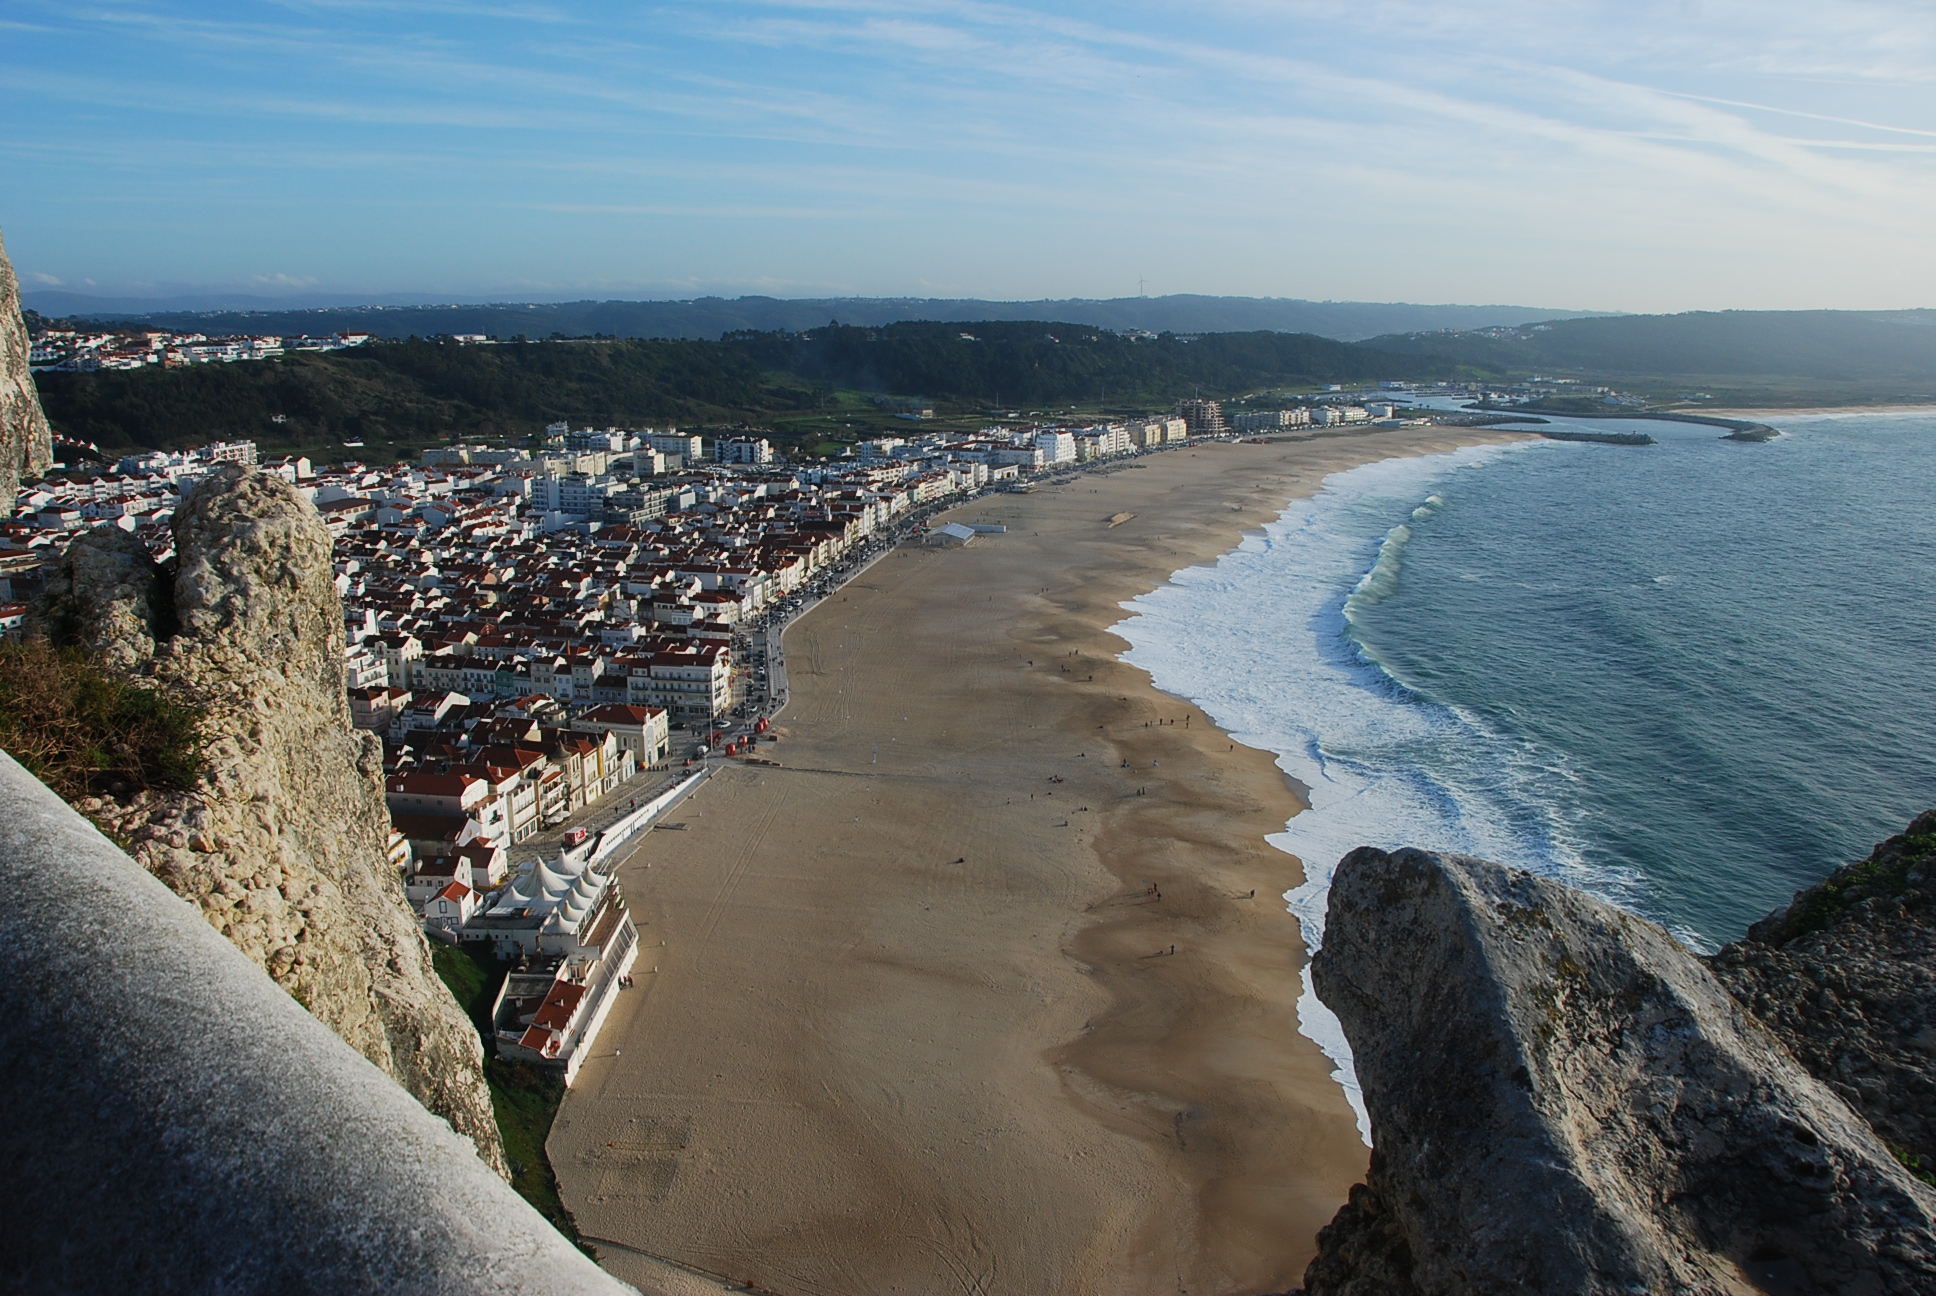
[422,881,479,935]
[1074,424,1133,460]
[644,432,704,464]
[572,704,671,768]
[1230,408,1312,432]
[474,851,641,1085]
[715,438,775,465]
[1033,431,1077,465]
[926,522,977,547]
[988,445,1046,470]
[1311,406,1370,427]
[565,427,621,452]
[533,473,615,516]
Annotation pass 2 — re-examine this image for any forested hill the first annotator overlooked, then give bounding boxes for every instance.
[1366,310,1936,388]
[32,321,1471,455]
[28,293,1601,344]
[728,321,1431,404]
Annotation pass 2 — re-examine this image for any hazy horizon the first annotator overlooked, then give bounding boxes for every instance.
[4,2,1935,312]
[20,287,1609,316]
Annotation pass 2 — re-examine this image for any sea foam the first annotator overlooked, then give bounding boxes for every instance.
[1116,442,1596,1142]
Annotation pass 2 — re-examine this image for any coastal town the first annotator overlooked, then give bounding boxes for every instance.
[3,385,1452,1080]
[5,365,1691,1126]
[27,325,372,371]
[8,2,1931,1287]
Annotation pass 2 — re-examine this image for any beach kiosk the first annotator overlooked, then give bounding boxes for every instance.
[925,522,977,548]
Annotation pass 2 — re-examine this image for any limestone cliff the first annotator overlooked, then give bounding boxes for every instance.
[0,228,55,503]
[1300,846,1936,1295]
[41,466,508,1177]
[1712,812,1936,1177]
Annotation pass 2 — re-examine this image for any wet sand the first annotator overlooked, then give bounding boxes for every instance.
[553,427,1533,1296]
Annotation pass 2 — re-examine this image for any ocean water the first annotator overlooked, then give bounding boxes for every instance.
[1117,411,1936,1136]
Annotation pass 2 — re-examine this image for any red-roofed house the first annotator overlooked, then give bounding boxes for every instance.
[573,703,670,768]
[423,881,478,935]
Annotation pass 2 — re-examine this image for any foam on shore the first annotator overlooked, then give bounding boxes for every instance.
[1117,441,1618,1141]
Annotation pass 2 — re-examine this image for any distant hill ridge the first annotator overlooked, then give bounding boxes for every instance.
[23,292,1606,344]
[1366,309,1936,384]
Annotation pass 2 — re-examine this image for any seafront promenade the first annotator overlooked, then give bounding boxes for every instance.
[551,426,1534,1296]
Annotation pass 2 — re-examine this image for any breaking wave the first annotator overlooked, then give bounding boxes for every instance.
[1116,441,1608,1142]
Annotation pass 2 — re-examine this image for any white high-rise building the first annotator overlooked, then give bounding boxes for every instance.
[715,438,775,465]
[1033,431,1076,465]
[646,432,705,463]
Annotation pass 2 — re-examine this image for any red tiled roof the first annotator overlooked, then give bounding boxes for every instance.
[532,981,586,1033]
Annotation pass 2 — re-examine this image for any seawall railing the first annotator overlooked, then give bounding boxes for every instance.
[0,751,640,1295]
[589,766,710,868]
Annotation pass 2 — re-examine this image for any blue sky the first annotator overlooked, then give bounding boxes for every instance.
[2,1,1933,310]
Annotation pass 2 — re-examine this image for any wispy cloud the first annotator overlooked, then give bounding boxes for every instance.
[3,0,1934,307]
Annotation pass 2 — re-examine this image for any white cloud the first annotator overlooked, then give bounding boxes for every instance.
[2,0,1933,307]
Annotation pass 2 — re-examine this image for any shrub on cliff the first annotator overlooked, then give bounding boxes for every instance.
[0,640,204,799]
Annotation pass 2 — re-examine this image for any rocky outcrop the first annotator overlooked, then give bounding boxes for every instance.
[1712,812,1936,1176]
[1300,846,1936,1295]
[40,466,507,1177]
[0,228,55,503]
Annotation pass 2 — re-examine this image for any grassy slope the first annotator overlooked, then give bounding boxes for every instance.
[432,942,592,1253]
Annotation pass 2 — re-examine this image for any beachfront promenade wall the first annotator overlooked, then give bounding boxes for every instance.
[0,752,637,1295]
[590,766,710,868]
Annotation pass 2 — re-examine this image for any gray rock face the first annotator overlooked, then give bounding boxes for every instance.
[1712,811,1936,1176]
[0,753,632,1295]
[0,228,54,503]
[1304,846,1936,1296]
[41,466,507,1177]
[38,525,165,670]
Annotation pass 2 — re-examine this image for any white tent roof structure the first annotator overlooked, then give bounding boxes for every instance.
[487,851,611,928]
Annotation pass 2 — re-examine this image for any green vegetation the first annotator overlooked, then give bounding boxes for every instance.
[1892,1143,1936,1189]
[726,320,1449,406]
[39,310,1931,465]
[432,942,592,1255]
[0,641,206,800]
[32,322,1477,460]
[485,1059,585,1250]
[32,335,781,461]
[35,293,1599,348]
[432,941,492,1016]
[1786,832,1936,938]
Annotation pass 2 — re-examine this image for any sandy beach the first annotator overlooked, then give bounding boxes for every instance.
[552,426,1533,1296]
[1706,404,1936,419]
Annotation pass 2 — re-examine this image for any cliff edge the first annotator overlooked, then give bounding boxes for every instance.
[39,466,507,1176]
[1301,846,1936,1295]
[1712,812,1936,1178]
[0,228,55,502]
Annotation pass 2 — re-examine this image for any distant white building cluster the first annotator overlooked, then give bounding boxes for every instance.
[28,327,370,372]
[114,439,262,481]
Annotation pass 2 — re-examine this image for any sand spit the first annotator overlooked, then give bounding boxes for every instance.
[553,428,1533,1296]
